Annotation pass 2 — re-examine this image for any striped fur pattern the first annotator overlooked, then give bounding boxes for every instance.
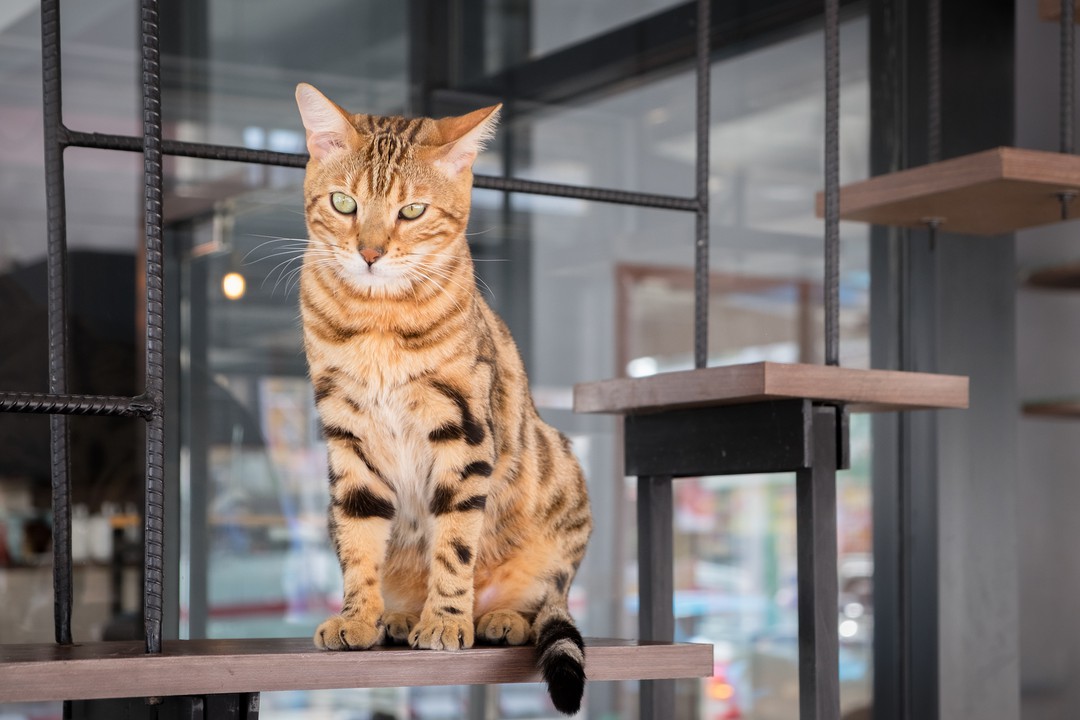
[295,84,592,714]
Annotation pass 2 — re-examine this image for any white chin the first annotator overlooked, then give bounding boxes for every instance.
[342,265,411,296]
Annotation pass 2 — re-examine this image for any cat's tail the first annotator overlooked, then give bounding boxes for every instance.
[533,602,586,715]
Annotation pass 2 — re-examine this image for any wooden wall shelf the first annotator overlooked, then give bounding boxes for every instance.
[1025,262,1080,289]
[814,147,1080,235]
[0,637,712,703]
[1039,0,1080,22]
[1023,399,1080,418]
[573,362,969,415]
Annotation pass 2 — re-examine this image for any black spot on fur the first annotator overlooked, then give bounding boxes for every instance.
[451,540,473,565]
[322,424,357,442]
[461,461,494,480]
[454,495,487,513]
[430,485,455,515]
[431,380,486,446]
[429,423,465,442]
[313,375,336,403]
[335,486,395,521]
[435,552,457,574]
[441,605,463,615]
[463,417,486,446]
[536,617,586,716]
[552,572,569,594]
[328,465,344,487]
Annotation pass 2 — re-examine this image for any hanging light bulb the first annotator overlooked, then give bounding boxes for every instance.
[222,271,246,300]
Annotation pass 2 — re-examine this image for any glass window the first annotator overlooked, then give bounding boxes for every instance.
[0,2,871,719]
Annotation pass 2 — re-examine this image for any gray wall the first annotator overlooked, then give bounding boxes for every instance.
[1015,6,1080,719]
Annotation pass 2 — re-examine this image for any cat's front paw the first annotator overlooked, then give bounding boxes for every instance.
[475,609,530,645]
[384,611,420,644]
[409,613,474,651]
[314,615,386,650]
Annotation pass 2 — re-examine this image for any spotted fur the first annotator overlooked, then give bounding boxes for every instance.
[295,83,592,714]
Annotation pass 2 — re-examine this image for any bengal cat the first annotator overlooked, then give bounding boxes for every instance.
[295,83,593,714]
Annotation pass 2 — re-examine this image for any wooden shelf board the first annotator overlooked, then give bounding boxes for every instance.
[1023,400,1080,418]
[1039,0,1080,22]
[1025,261,1080,289]
[574,362,969,415]
[0,637,713,703]
[814,147,1080,235]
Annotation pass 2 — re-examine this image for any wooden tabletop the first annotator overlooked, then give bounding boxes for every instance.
[0,637,713,703]
[814,147,1080,235]
[573,362,969,414]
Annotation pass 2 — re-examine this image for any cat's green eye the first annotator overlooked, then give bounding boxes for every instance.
[331,192,357,214]
[399,203,427,220]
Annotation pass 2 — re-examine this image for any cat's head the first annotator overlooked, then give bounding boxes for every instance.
[295,83,500,297]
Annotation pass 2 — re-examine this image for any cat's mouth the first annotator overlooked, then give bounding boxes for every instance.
[334,254,416,296]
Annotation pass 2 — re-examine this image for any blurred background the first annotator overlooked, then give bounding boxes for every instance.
[2,1,1072,719]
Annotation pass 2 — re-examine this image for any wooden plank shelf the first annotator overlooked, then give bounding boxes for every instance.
[1025,261,1080,289]
[0,637,712,704]
[1039,0,1080,22]
[574,362,969,415]
[1023,399,1080,418]
[814,147,1080,235]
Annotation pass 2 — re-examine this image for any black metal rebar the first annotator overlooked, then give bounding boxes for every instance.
[0,391,154,417]
[41,0,74,648]
[927,0,942,163]
[62,129,699,212]
[693,0,711,370]
[1063,0,1075,155]
[824,0,840,366]
[141,0,166,656]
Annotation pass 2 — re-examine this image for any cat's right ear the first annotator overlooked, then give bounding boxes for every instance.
[295,83,358,160]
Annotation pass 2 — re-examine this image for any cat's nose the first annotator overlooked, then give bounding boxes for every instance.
[359,247,383,266]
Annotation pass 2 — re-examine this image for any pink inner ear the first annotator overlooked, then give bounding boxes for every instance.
[308,131,347,159]
[435,143,479,177]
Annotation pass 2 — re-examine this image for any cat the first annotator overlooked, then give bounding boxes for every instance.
[294,83,593,715]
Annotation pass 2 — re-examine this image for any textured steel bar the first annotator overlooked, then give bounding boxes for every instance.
[823,0,840,366]
[41,0,74,647]
[1063,0,1075,154]
[141,0,166,656]
[693,0,711,369]
[61,129,698,212]
[637,475,675,720]
[0,391,153,417]
[64,130,309,169]
[927,0,941,163]
[796,406,840,720]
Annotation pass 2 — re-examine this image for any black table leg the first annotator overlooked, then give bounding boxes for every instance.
[638,474,674,720]
[796,406,840,720]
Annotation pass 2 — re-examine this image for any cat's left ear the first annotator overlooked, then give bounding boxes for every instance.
[431,104,502,177]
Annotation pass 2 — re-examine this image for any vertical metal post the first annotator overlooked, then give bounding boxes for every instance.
[693,0,710,369]
[41,0,74,647]
[141,0,167,655]
[1063,0,1075,155]
[927,0,942,164]
[823,0,840,367]
[796,406,840,720]
[637,475,674,720]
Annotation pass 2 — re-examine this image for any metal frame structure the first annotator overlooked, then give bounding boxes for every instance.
[0,0,851,719]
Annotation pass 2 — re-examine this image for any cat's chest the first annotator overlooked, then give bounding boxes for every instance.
[353,386,431,513]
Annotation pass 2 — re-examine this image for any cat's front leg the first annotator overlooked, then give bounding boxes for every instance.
[410,450,493,651]
[314,427,395,650]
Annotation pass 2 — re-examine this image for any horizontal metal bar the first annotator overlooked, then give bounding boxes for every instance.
[0,391,154,418]
[62,127,698,212]
[64,129,308,168]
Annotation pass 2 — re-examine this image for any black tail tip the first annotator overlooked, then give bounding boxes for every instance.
[546,663,586,715]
